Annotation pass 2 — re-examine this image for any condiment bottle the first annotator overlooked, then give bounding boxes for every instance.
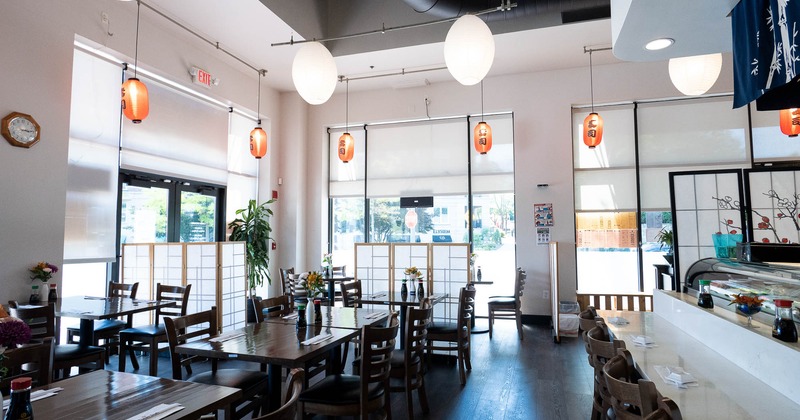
[5,376,34,420]
[772,299,798,343]
[697,280,714,309]
[296,303,307,329]
[29,285,41,305]
[47,284,58,302]
[313,299,322,323]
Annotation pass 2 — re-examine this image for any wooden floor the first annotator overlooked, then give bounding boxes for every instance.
[109,321,593,419]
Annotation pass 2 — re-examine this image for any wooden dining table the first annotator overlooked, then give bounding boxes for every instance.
[52,296,177,347]
[360,291,447,348]
[1,369,241,419]
[175,321,357,412]
[261,305,393,330]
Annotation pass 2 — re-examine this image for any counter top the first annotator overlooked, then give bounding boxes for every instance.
[598,309,800,419]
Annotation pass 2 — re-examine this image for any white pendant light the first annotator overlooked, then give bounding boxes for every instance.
[292,41,337,105]
[668,53,723,96]
[444,14,495,86]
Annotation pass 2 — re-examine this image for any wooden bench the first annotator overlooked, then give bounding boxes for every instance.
[577,293,653,312]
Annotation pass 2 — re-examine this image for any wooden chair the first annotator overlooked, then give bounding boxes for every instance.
[66,281,139,364]
[578,306,603,364]
[299,314,399,420]
[643,399,683,420]
[287,273,308,307]
[340,279,362,308]
[279,267,295,308]
[253,295,291,323]
[488,267,526,340]
[9,301,104,380]
[390,302,432,420]
[118,283,191,376]
[427,287,476,386]
[253,368,305,420]
[164,306,270,419]
[0,337,54,394]
[602,349,661,420]
[328,265,347,304]
[586,322,629,420]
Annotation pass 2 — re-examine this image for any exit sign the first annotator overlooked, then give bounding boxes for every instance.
[191,66,215,88]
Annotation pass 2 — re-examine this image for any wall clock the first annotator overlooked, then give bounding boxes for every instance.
[2,112,41,148]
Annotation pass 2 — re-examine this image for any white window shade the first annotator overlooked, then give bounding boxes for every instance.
[367,119,468,197]
[228,112,259,177]
[638,98,748,166]
[120,74,229,184]
[471,113,514,193]
[329,128,366,197]
[750,107,800,164]
[574,168,637,211]
[64,50,122,263]
[573,106,636,169]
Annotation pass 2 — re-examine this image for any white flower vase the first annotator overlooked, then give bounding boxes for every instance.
[409,275,417,295]
[40,284,49,302]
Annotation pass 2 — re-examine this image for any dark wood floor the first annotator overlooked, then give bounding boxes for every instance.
[110,321,593,419]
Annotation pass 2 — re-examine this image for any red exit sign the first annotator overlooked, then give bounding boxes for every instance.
[191,66,215,88]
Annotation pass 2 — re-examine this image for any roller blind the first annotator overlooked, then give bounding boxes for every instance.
[471,113,514,193]
[329,127,366,197]
[64,49,122,263]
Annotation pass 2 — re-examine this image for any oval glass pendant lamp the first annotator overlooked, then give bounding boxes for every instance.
[445,14,495,86]
[668,53,722,96]
[338,79,354,162]
[250,70,267,158]
[121,0,149,123]
[780,108,800,137]
[292,41,338,105]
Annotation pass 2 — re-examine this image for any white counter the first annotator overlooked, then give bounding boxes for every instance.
[599,307,800,419]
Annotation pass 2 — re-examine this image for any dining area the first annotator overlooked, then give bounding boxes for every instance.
[0,268,485,420]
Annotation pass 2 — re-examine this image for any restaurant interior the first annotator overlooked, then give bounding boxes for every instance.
[2,0,800,419]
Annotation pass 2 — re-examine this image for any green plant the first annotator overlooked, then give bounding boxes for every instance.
[228,199,275,294]
[655,227,674,254]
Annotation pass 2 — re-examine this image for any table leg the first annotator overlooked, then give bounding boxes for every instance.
[399,307,406,349]
[79,318,95,347]
[267,363,282,412]
[327,281,336,306]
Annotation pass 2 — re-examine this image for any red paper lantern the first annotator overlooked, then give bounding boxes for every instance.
[121,78,149,123]
[405,209,418,230]
[338,132,354,163]
[474,121,492,154]
[779,108,800,137]
[250,126,267,159]
[583,112,604,148]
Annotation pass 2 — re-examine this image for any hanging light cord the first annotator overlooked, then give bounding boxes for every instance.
[256,69,262,125]
[481,80,485,121]
[134,0,141,78]
[345,79,350,132]
[589,49,594,113]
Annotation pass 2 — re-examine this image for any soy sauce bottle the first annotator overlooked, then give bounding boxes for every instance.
[697,280,714,309]
[5,377,34,420]
[772,299,798,343]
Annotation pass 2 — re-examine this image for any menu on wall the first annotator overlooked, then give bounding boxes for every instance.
[576,212,638,248]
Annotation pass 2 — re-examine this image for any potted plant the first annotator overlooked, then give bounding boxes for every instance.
[655,227,674,265]
[228,199,275,322]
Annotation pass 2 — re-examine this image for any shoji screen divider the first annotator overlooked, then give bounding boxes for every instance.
[121,241,247,331]
[354,242,470,323]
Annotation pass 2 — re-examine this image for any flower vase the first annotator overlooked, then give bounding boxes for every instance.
[40,284,49,302]
[409,276,416,295]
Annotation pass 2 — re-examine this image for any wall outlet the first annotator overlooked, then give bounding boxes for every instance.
[542,290,550,299]
[101,11,109,25]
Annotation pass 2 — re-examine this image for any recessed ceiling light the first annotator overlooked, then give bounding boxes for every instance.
[645,38,674,51]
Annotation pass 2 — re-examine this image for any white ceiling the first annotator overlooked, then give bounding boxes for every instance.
[144,0,734,94]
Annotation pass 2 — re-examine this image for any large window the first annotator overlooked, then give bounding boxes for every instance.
[328,114,515,289]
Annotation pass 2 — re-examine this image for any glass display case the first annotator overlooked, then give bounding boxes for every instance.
[685,257,800,321]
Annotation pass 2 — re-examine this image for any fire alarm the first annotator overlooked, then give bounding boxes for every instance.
[272,190,278,200]
[271,242,277,250]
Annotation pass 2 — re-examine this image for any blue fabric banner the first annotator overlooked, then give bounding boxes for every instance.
[733,0,800,109]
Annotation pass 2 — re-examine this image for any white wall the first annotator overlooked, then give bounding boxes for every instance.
[0,0,281,304]
[297,55,735,315]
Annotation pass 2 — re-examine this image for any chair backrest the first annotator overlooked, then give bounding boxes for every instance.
[109,281,139,299]
[164,306,218,380]
[586,323,627,366]
[331,265,346,276]
[644,398,682,420]
[358,314,399,410]
[254,295,291,323]
[603,349,660,419]
[154,283,192,325]
[578,306,600,333]
[8,301,55,339]
[456,287,476,335]
[340,280,362,308]
[404,303,432,372]
[287,273,308,305]
[254,368,305,420]
[0,336,54,394]
[279,267,295,298]
[514,268,527,306]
